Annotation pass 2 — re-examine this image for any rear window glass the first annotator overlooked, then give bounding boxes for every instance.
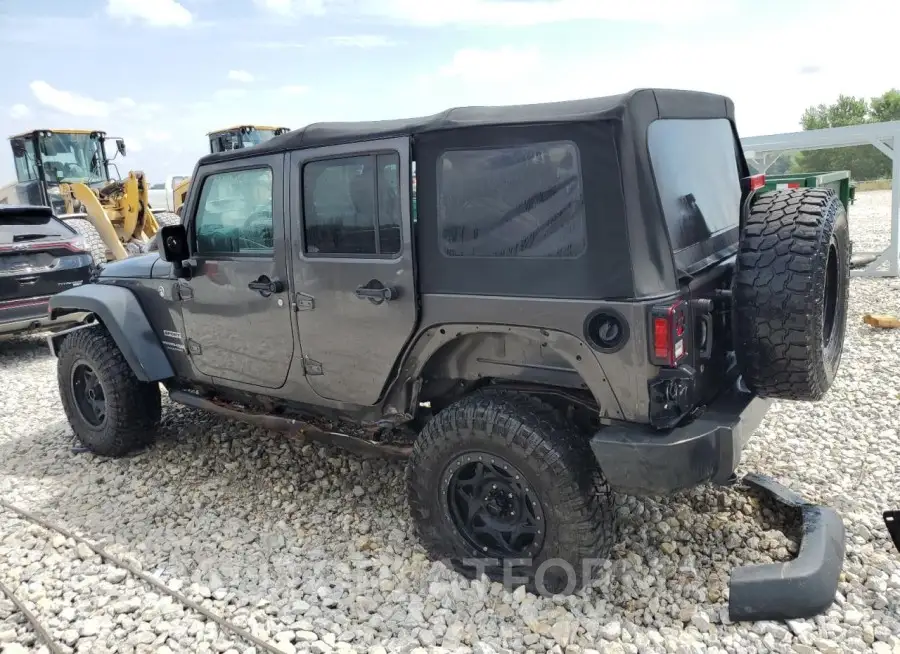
[648,118,741,256]
[437,141,586,258]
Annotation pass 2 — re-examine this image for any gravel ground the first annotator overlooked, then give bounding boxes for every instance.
[1,189,900,654]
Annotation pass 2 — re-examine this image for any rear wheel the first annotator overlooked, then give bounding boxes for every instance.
[64,217,107,265]
[406,390,615,595]
[57,326,161,457]
[733,187,850,400]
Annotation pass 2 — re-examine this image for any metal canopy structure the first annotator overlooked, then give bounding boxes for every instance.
[741,121,900,277]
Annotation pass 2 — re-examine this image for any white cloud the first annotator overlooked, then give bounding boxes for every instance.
[325,35,396,48]
[29,81,110,117]
[106,0,193,27]
[254,0,326,16]
[228,70,255,83]
[27,81,163,125]
[257,0,735,25]
[281,85,309,95]
[9,104,31,119]
[423,4,896,140]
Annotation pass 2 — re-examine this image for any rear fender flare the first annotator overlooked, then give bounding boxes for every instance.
[386,323,624,420]
[48,284,175,382]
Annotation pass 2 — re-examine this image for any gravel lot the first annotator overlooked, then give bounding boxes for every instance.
[2,189,900,654]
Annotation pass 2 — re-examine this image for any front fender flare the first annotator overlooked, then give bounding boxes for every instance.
[48,283,175,382]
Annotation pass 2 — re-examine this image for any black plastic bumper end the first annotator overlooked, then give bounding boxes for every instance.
[728,473,845,622]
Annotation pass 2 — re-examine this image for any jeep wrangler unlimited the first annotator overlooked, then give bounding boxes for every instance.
[46,89,848,619]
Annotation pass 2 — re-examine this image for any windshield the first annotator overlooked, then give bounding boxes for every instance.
[37,132,106,184]
[242,129,277,147]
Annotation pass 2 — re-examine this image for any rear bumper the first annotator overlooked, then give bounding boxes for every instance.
[590,381,772,496]
[0,296,87,336]
[728,473,845,622]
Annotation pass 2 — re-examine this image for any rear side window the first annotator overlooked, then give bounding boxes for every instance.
[437,141,586,258]
[302,153,401,256]
[648,118,741,261]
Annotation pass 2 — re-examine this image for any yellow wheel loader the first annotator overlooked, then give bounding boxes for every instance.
[1,129,178,264]
[170,124,289,216]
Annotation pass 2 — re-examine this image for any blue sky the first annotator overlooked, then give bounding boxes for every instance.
[0,0,893,182]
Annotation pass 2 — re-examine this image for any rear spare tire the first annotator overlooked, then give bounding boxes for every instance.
[733,187,850,401]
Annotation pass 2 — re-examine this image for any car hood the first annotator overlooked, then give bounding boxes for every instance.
[97,253,159,278]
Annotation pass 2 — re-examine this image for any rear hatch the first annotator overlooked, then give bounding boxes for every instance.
[0,206,92,317]
[645,117,751,425]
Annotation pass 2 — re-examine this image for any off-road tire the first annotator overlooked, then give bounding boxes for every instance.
[734,187,850,400]
[155,211,181,228]
[406,389,615,595]
[57,325,161,457]
[148,212,180,252]
[64,217,107,265]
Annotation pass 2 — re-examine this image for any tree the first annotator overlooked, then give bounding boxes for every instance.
[791,90,899,180]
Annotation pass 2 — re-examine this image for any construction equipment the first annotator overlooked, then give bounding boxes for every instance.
[170,125,290,216]
[1,129,179,264]
[207,125,289,153]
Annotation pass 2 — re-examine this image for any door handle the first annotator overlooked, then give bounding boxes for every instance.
[354,284,396,302]
[248,276,284,295]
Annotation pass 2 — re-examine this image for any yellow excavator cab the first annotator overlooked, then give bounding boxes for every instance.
[169,124,290,217]
[207,125,290,154]
[3,129,176,264]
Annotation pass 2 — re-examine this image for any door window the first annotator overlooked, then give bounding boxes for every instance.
[302,153,401,256]
[194,167,274,255]
[13,138,39,183]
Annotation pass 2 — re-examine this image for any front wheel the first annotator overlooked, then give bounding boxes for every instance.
[57,325,161,457]
[406,390,615,595]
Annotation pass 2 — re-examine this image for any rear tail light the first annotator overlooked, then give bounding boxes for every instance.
[748,174,766,190]
[0,237,87,254]
[740,173,767,197]
[69,236,87,252]
[650,300,688,367]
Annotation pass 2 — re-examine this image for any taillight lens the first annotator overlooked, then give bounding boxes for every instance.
[653,317,670,360]
[748,173,766,190]
[650,300,688,367]
[0,238,87,254]
[69,236,87,253]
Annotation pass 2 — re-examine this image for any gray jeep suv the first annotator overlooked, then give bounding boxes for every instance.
[46,89,849,620]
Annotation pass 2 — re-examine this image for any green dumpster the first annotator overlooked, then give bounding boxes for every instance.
[763,170,852,214]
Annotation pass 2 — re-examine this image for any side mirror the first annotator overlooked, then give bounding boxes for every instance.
[116,139,126,156]
[11,140,26,158]
[158,224,190,274]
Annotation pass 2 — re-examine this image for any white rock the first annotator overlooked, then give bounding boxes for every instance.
[600,621,621,641]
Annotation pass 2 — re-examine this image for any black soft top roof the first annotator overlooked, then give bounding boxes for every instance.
[199,87,735,165]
